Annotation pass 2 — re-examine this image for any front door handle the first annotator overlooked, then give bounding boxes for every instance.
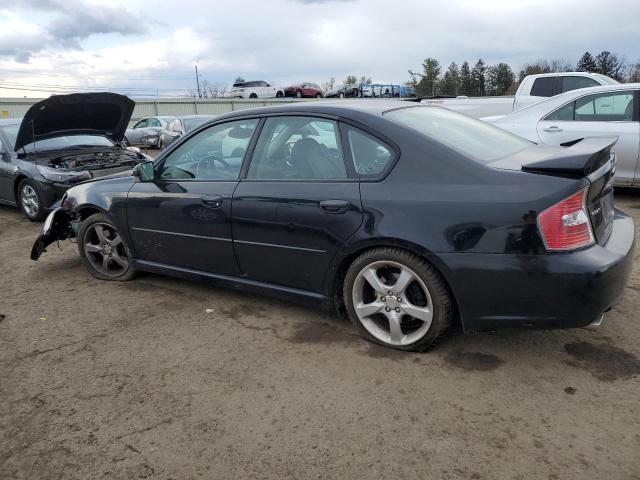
[543,126,563,133]
[201,195,224,208]
[320,199,350,213]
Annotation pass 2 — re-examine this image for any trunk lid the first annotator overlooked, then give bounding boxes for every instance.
[15,92,135,151]
[492,137,617,246]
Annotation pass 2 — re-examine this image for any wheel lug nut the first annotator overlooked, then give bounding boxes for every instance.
[381,296,386,302]
[385,307,390,312]
[388,291,393,296]
[395,307,401,313]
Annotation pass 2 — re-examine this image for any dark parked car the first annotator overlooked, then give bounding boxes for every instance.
[31,102,635,351]
[125,116,179,149]
[0,93,149,221]
[284,82,323,98]
[158,115,216,150]
[324,84,360,98]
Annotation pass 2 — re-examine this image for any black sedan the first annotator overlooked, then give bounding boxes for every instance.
[31,101,635,351]
[0,93,149,220]
[324,84,360,98]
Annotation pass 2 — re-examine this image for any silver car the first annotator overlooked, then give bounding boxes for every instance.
[125,116,178,149]
[484,83,639,186]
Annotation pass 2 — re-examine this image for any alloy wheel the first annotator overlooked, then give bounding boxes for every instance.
[83,223,130,277]
[352,260,433,346]
[20,185,39,217]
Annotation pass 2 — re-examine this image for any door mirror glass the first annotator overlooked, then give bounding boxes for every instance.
[135,161,155,182]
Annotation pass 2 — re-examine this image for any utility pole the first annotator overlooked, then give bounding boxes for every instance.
[195,65,201,98]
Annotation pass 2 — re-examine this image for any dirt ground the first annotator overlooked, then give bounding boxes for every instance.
[1,190,639,480]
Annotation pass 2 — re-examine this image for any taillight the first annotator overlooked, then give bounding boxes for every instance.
[537,187,594,251]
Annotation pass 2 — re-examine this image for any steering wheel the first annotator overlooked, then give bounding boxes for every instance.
[195,154,229,177]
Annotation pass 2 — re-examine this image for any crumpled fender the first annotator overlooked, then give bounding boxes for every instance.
[30,208,75,261]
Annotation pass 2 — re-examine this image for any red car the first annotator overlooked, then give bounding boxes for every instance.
[284,82,323,98]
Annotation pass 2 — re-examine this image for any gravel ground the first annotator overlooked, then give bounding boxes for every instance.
[1,190,639,480]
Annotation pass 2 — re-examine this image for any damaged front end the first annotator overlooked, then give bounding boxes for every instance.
[30,207,79,260]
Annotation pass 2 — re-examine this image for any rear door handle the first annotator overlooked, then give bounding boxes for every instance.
[320,199,350,213]
[201,195,224,208]
[543,126,563,133]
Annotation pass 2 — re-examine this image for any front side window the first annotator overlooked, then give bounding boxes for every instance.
[530,77,555,97]
[147,118,161,128]
[247,116,347,180]
[159,119,258,181]
[134,119,147,129]
[561,76,599,93]
[347,128,393,177]
[385,106,531,165]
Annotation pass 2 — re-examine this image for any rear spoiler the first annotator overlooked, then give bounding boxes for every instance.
[522,137,617,179]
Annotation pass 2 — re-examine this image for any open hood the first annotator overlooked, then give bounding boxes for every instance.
[15,92,135,151]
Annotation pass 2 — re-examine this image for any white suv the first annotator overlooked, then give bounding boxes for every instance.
[224,81,284,99]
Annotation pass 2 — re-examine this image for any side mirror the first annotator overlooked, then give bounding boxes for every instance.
[133,161,155,182]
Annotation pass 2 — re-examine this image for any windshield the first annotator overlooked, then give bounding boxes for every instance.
[182,117,211,131]
[0,124,19,150]
[385,106,531,164]
[18,133,114,153]
[592,74,620,85]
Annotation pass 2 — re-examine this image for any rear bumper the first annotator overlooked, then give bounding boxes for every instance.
[439,209,635,332]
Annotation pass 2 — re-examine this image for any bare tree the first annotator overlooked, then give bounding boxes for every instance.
[628,61,640,83]
[321,77,336,93]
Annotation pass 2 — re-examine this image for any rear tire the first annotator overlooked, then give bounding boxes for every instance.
[343,247,453,352]
[77,213,136,281]
[18,178,47,222]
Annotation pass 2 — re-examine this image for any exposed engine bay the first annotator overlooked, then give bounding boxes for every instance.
[45,149,144,173]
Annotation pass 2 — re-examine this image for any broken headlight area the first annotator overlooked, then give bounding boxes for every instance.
[37,165,92,183]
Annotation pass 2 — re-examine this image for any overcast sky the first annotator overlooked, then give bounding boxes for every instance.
[1,0,639,97]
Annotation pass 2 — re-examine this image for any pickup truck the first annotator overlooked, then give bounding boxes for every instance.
[421,72,619,118]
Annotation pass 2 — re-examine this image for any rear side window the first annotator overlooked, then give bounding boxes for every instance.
[385,106,531,165]
[530,77,555,97]
[347,128,393,177]
[561,76,599,93]
[545,91,635,122]
[247,116,347,180]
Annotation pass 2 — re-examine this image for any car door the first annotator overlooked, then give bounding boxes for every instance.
[232,115,363,294]
[537,90,640,185]
[126,118,260,275]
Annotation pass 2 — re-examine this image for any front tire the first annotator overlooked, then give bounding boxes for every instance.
[343,248,453,352]
[249,93,258,99]
[18,178,47,221]
[296,90,303,98]
[77,213,136,281]
[339,92,345,99]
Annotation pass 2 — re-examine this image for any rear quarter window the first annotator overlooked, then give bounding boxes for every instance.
[346,127,393,177]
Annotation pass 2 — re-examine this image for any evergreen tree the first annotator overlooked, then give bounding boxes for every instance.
[459,61,473,96]
[471,59,487,96]
[487,63,515,95]
[576,52,597,72]
[595,51,626,80]
[440,62,460,96]
[408,58,441,97]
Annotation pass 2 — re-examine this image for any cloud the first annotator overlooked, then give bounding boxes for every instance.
[2,0,640,98]
[4,0,146,60]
